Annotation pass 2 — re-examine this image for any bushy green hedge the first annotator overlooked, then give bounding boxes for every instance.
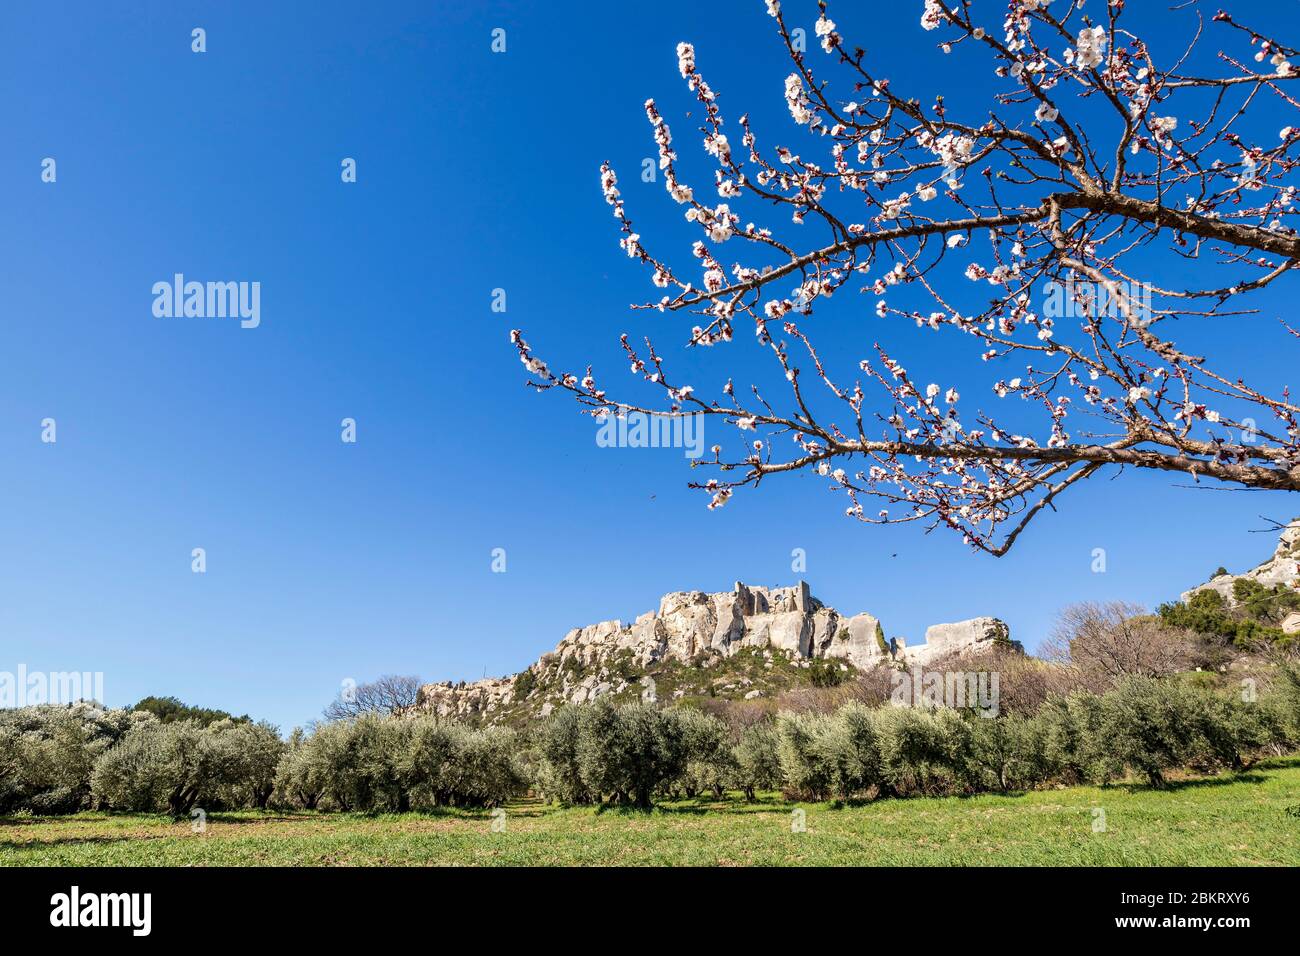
[533,669,1300,805]
[5,666,1300,816]
[90,717,284,815]
[272,714,525,812]
[0,703,143,814]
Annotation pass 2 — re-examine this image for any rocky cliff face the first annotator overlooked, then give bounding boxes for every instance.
[1181,518,1300,612]
[416,520,1300,722]
[416,581,1016,722]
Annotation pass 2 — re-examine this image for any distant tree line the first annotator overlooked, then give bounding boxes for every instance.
[2,666,1298,815]
[131,695,251,727]
[3,607,1298,816]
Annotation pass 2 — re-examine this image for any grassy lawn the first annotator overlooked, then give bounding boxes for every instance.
[3,758,1298,866]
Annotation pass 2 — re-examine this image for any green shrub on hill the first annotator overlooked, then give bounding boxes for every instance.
[1158,581,1299,649]
[809,657,848,688]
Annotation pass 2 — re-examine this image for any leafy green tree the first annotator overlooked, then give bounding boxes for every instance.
[0,704,142,814]
[512,669,537,701]
[1233,579,1300,623]
[966,713,1047,792]
[815,702,884,799]
[731,722,781,801]
[576,701,685,808]
[1096,677,1199,787]
[132,696,248,727]
[401,718,466,808]
[873,705,971,797]
[1158,585,1297,649]
[775,711,837,800]
[808,657,848,688]
[272,728,322,809]
[1271,664,1300,746]
[290,720,366,811]
[91,719,221,815]
[212,720,284,809]
[1037,692,1108,784]
[442,725,525,807]
[535,706,591,804]
[668,708,734,799]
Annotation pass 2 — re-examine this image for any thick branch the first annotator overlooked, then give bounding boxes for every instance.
[809,437,1300,491]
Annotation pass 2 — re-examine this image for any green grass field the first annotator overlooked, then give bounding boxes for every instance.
[4,759,1298,866]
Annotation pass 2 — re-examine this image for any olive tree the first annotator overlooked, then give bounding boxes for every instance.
[576,700,687,808]
[669,707,735,798]
[0,704,140,814]
[731,721,782,801]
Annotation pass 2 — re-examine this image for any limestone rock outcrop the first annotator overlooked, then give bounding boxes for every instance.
[823,612,889,668]
[416,520,1300,723]
[1180,518,1300,606]
[416,581,1012,721]
[907,617,1019,665]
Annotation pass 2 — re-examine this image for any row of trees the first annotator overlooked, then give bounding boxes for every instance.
[5,666,1299,815]
[0,703,141,814]
[530,670,1300,804]
[91,718,283,815]
[769,674,1299,798]
[0,704,522,816]
[273,717,523,811]
[0,704,285,817]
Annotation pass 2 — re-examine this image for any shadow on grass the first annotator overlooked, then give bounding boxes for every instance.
[0,833,161,851]
[1109,771,1270,795]
[594,795,791,816]
[201,813,317,826]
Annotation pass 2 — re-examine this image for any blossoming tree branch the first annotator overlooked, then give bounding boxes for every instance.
[513,0,1300,554]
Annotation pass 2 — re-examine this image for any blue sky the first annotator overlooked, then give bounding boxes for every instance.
[2,0,1296,733]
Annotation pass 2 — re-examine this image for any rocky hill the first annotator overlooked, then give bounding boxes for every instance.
[1182,518,1300,610]
[416,581,1018,724]
[1176,517,1300,641]
[418,519,1300,725]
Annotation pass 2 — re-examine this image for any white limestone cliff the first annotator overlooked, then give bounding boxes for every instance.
[416,581,1013,720]
[416,519,1300,721]
[1180,518,1300,606]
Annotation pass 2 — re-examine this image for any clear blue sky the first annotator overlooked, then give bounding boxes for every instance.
[2,1,1295,733]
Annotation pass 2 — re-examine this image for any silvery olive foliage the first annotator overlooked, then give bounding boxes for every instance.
[89,717,285,816]
[271,714,526,812]
[0,703,143,814]
[732,721,783,800]
[671,707,736,798]
[4,664,1300,815]
[574,700,688,809]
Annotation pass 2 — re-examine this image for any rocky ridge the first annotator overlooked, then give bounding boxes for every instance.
[417,581,1017,722]
[1181,518,1300,616]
